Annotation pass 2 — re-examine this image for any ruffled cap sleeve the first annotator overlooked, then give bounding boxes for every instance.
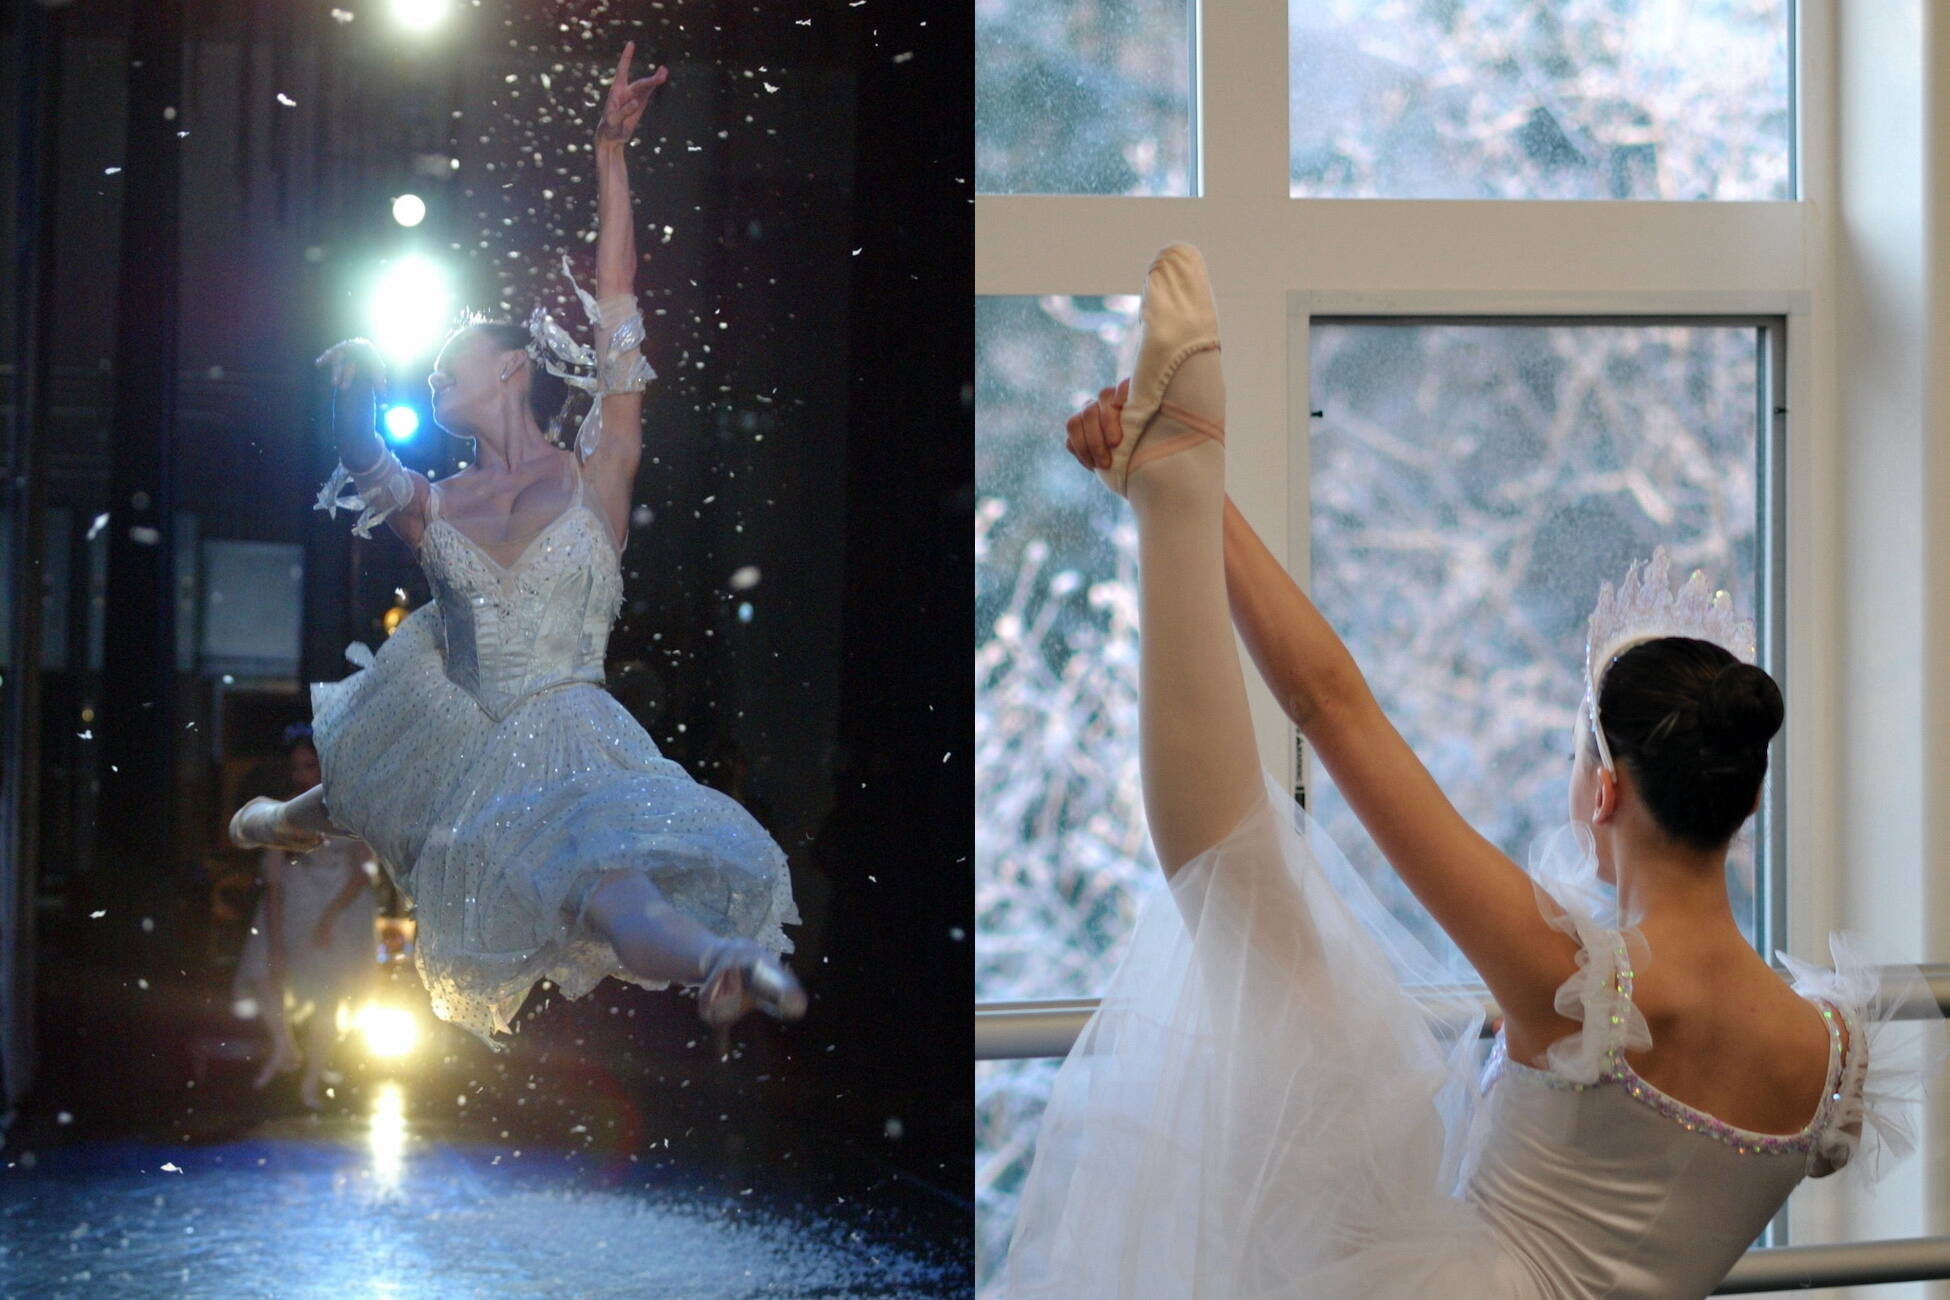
[1779,935,1943,1182]
[1525,820,1652,1084]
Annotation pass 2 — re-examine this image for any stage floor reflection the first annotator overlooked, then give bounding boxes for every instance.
[3,1062,968,1298]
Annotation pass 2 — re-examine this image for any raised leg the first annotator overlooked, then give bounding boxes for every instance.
[578,868,722,983]
[577,869,806,1031]
[229,785,345,852]
[1126,348,1264,876]
[281,785,347,837]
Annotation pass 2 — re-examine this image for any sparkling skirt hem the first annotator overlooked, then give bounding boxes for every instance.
[310,604,799,1049]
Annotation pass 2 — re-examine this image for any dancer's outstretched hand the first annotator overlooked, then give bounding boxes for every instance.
[315,338,386,392]
[1064,378,1129,471]
[597,41,668,146]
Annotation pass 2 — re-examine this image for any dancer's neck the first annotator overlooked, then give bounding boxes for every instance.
[1604,817,1740,934]
[469,421,559,475]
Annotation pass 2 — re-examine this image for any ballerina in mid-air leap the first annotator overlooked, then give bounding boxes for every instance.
[230,43,805,1052]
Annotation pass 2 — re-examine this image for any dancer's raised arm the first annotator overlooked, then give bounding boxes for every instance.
[1217,495,1578,1026]
[1066,375,1577,1031]
[315,338,430,548]
[580,43,667,536]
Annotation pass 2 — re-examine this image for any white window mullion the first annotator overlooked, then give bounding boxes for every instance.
[1195,0,1289,201]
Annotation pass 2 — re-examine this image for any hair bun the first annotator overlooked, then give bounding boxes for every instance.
[1700,662,1783,750]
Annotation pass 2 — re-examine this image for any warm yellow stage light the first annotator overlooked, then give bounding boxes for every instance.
[357,1002,421,1059]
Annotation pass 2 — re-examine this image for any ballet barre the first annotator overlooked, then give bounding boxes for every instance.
[1717,1235,1950,1291]
[977,967,1950,1292]
[973,964,1950,1062]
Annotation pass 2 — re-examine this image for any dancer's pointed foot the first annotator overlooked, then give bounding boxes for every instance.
[298,1072,325,1112]
[1096,243,1225,498]
[698,939,807,1044]
[229,796,324,854]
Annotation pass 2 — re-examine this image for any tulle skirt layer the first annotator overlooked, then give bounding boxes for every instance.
[310,604,798,1048]
[999,772,1521,1299]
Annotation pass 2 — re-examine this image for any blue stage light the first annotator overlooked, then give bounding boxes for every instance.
[383,404,421,442]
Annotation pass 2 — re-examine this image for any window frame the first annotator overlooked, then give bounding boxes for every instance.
[1291,301,1794,959]
[977,0,1817,1006]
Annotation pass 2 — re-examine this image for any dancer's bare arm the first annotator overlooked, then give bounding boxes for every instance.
[1219,498,1579,1028]
[581,42,667,541]
[1067,384,1578,1031]
[317,338,431,549]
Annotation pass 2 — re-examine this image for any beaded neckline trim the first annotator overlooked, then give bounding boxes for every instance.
[1484,935,1849,1158]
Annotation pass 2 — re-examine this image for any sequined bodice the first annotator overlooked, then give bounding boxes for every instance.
[1460,935,1855,1298]
[417,492,625,721]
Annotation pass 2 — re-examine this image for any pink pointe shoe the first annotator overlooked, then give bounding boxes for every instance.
[1097,243,1226,498]
[228,796,324,854]
[698,940,807,1054]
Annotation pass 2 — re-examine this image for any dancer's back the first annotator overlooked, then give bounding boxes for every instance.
[1463,899,1860,1299]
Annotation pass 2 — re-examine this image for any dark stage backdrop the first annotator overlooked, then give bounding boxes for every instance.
[0,0,969,1224]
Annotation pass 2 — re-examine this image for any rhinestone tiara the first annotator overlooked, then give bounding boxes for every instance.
[1584,546,1756,773]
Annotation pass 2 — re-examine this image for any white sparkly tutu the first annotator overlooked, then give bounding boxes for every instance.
[998,772,1934,1298]
[311,595,798,1050]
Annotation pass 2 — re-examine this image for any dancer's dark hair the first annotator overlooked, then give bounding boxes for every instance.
[1594,636,1783,851]
[280,722,317,756]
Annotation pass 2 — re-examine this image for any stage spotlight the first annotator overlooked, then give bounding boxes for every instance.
[383,404,421,442]
[390,0,449,32]
[356,1002,421,1059]
[392,193,427,227]
[367,254,452,366]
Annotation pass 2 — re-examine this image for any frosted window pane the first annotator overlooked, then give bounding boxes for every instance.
[976,295,1149,1292]
[1290,0,1791,200]
[975,1056,1060,1290]
[977,0,1193,196]
[976,294,1151,1003]
[1309,322,1765,976]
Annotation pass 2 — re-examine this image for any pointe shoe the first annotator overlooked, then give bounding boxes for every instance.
[698,940,808,1044]
[229,796,324,854]
[1098,243,1225,498]
[298,1072,325,1113]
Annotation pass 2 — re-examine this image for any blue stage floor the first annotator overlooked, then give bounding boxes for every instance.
[3,1095,965,1298]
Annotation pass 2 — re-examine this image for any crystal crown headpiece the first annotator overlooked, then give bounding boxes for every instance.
[1583,546,1756,774]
